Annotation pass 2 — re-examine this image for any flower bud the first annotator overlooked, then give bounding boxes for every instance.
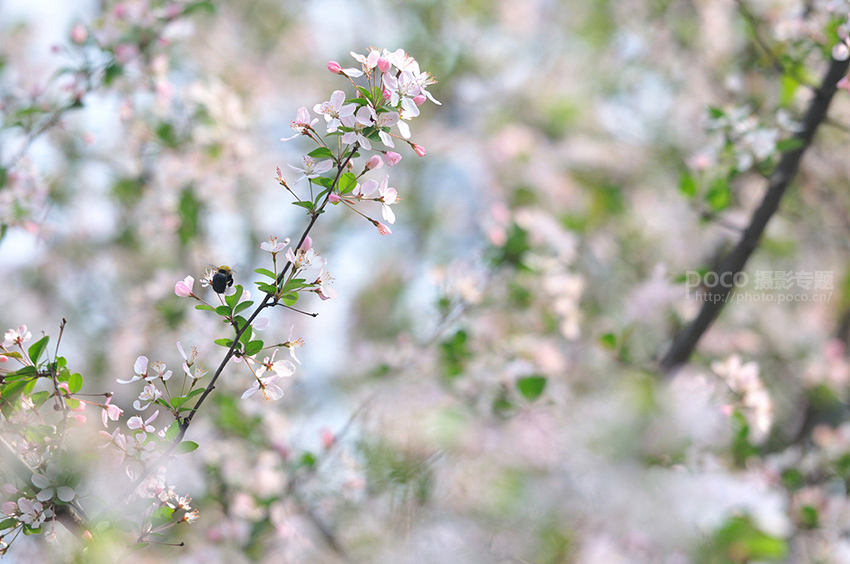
[412,144,427,157]
[71,24,88,44]
[413,94,426,106]
[366,155,383,170]
[329,193,341,203]
[375,221,392,236]
[383,151,402,166]
[328,60,343,74]
[377,57,391,73]
[300,235,312,251]
[382,89,391,101]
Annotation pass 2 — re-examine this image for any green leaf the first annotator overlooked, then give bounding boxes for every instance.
[0,517,18,530]
[707,105,725,119]
[313,177,334,189]
[183,1,215,15]
[103,62,123,85]
[679,172,697,198]
[233,300,254,315]
[599,333,617,350]
[164,421,180,442]
[254,268,276,279]
[256,282,277,294]
[338,172,357,194]
[244,340,264,356]
[225,285,242,309]
[282,293,299,306]
[152,506,174,526]
[300,452,317,468]
[292,201,315,212]
[215,305,231,316]
[68,372,83,394]
[705,176,731,212]
[28,336,49,365]
[177,185,203,245]
[239,325,253,350]
[65,397,80,410]
[214,338,234,348]
[30,391,51,408]
[346,96,369,106]
[155,122,179,148]
[441,329,471,378]
[516,375,547,401]
[708,516,788,562]
[355,86,372,101]
[176,441,199,454]
[195,304,216,312]
[308,147,334,160]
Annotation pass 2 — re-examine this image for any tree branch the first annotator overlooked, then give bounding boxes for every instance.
[659,55,850,373]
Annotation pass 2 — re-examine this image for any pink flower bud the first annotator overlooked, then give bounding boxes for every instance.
[382,89,391,101]
[71,24,88,44]
[413,94,426,106]
[328,60,343,74]
[375,222,392,236]
[383,151,402,166]
[329,193,341,203]
[0,355,7,363]
[300,235,312,251]
[366,155,383,170]
[377,57,391,73]
[175,276,194,297]
[320,428,335,449]
[412,144,427,157]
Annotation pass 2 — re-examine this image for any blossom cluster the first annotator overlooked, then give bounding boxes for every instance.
[281,47,439,236]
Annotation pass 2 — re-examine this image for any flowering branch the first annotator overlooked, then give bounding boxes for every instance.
[660,53,850,372]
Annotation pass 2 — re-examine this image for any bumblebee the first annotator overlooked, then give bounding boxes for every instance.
[212,265,234,294]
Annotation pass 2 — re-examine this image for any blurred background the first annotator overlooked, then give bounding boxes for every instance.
[4,0,850,562]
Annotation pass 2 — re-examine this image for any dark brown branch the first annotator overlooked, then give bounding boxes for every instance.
[659,55,850,373]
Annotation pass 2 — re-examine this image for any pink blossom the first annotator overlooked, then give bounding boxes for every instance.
[281,107,318,141]
[329,193,341,203]
[175,275,194,297]
[0,355,7,363]
[128,410,159,433]
[412,144,426,157]
[377,57,391,73]
[260,235,288,254]
[384,151,402,166]
[321,428,335,449]
[328,60,342,74]
[71,24,87,44]
[102,396,123,427]
[366,155,383,170]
